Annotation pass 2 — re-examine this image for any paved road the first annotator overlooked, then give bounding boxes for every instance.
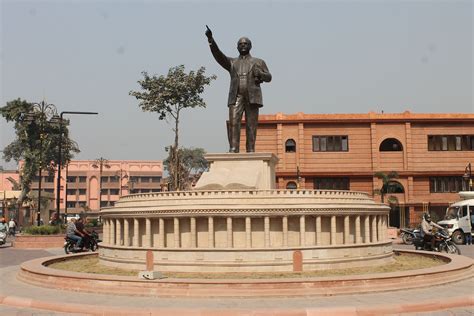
[1,238,473,315]
[394,242,474,259]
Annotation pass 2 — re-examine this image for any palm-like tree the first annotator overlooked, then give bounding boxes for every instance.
[374,171,403,203]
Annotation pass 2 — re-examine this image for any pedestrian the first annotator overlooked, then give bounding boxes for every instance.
[465,231,472,245]
[8,218,16,236]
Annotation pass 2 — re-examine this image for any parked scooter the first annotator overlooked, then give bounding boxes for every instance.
[413,228,461,255]
[400,227,421,245]
[64,230,101,254]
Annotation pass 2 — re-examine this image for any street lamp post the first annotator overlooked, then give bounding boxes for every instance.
[55,111,98,223]
[92,157,110,211]
[463,163,472,191]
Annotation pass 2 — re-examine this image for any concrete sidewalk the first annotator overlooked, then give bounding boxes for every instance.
[1,262,473,315]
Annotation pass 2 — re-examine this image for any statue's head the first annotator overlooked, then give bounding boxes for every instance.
[237,37,252,55]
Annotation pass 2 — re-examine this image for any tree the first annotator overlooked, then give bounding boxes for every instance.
[129,65,216,190]
[0,98,79,205]
[164,147,208,190]
[374,171,404,203]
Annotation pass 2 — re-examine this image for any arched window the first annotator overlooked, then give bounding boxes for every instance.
[387,181,404,193]
[286,181,297,190]
[380,138,403,151]
[285,139,296,152]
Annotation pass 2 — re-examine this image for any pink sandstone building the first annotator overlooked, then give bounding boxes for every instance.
[243,111,474,227]
[1,160,163,225]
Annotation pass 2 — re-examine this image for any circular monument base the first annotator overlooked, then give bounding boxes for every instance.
[99,242,393,272]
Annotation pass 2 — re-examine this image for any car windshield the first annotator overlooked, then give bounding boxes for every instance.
[445,206,459,220]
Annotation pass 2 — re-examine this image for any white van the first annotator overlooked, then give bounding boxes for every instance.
[438,191,474,245]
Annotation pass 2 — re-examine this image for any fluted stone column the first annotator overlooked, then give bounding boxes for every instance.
[145,218,152,247]
[116,219,122,246]
[344,215,350,244]
[110,219,115,245]
[245,217,251,248]
[159,218,165,248]
[174,217,180,248]
[133,218,139,247]
[364,215,370,243]
[377,215,382,241]
[299,215,305,246]
[264,216,270,247]
[283,216,288,247]
[190,217,196,248]
[227,217,233,248]
[208,217,214,248]
[315,216,322,246]
[123,218,130,246]
[371,215,377,242]
[103,219,108,244]
[355,215,362,244]
[330,215,336,245]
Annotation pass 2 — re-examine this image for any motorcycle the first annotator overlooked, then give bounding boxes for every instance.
[64,230,101,254]
[400,227,421,245]
[0,231,6,245]
[413,229,461,255]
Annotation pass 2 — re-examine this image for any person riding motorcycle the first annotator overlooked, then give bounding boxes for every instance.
[75,217,91,249]
[421,213,444,251]
[66,218,84,251]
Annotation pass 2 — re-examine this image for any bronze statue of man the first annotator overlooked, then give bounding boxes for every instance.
[205,26,272,153]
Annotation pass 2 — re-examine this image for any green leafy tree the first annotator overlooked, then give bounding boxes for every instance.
[129,65,216,190]
[164,147,208,190]
[374,171,404,203]
[0,98,79,205]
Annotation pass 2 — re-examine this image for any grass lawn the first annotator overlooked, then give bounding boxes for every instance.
[47,252,445,279]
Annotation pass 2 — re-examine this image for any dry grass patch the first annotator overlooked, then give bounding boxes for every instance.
[47,252,445,279]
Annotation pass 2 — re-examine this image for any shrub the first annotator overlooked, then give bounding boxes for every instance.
[23,225,64,235]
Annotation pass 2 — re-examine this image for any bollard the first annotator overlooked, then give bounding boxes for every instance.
[293,250,303,272]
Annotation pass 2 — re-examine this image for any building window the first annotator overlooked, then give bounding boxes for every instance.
[314,178,350,190]
[110,176,119,183]
[380,138,403,151]
[312,136,348,152]
[428,135,474,151]
[151,177,161,183]
[101,176,109,183]
[141,177,151,183]
[100,201,109,207]
[78,189,86,195]
[45,176,55,183]
[44,189,54,193]
[78,176,87,183]
[285,139,296,152]
[67,176,77,183]
[286,181,297,189]
[429,177,467,193]
[110,189,119,195]
[66,189,76,195]
[66,202,76,208]
[78,201,86,208]
[101,189,108,195]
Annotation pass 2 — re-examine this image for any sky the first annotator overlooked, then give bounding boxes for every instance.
[1,0,473,170]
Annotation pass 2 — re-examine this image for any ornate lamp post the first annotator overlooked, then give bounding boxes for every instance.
[463,163,472,191]
[24,101,59,226]
[92,157,110,211]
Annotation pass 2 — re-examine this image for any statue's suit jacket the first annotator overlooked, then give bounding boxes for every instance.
[209,39,272,107]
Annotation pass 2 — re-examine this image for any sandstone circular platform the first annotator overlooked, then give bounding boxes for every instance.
[99,189,392,272]
[17,251,474,298]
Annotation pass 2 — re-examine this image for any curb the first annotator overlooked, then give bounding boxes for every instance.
[1,293,473,315]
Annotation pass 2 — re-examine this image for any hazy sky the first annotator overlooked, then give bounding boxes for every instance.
[1,0,472,170]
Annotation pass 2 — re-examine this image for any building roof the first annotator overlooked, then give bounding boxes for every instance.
[258,111,474,124]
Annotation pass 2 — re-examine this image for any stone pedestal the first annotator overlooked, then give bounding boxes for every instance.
[194,153,279,190]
